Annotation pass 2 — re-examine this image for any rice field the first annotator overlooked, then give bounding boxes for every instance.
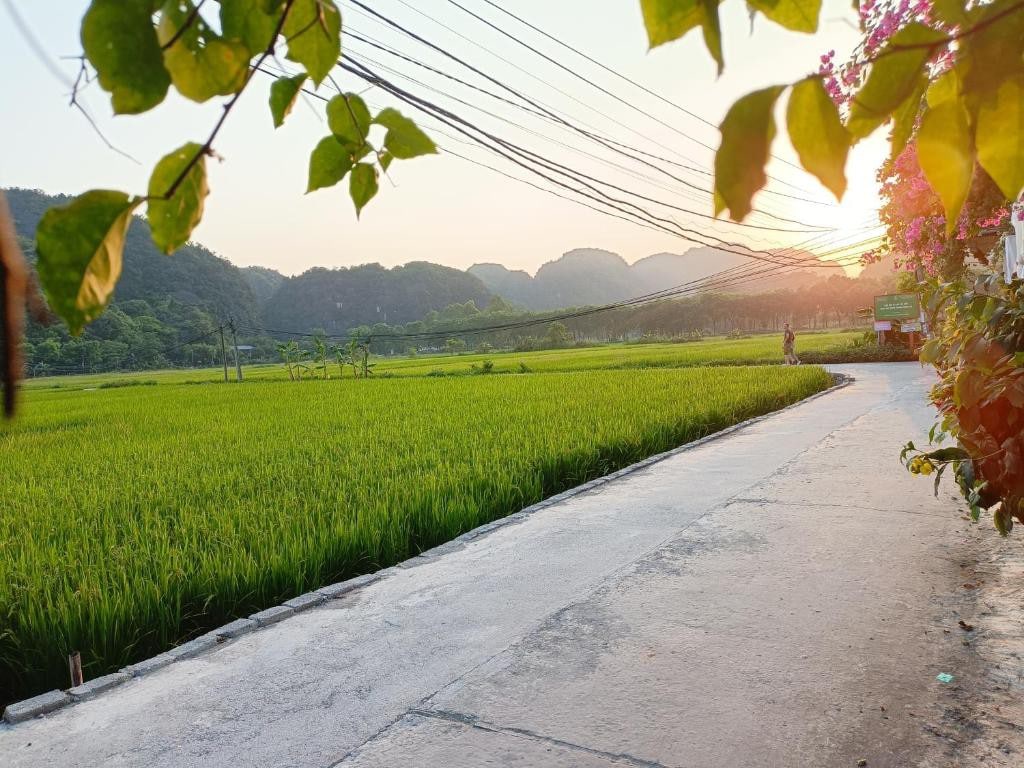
[24,330,860,390]
[1,365,832,704]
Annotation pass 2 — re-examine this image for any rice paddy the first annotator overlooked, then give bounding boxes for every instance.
[1,361,833,705]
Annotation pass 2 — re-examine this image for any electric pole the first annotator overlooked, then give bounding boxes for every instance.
[219,324,228,383]
[229,318,243,382]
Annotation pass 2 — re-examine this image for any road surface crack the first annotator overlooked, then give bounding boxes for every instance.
[408,708,677,768]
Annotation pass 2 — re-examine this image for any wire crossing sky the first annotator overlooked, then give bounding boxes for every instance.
[0,0,885,277]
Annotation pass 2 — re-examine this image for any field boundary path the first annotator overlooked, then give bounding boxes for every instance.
[3,362,1022,767]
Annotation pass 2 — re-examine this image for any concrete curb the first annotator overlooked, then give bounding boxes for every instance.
[1,372,851,726]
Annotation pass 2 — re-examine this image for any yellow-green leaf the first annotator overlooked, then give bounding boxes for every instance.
[639,0,723,71]
[786,78,849,199]
[307,136,353,192]
[889,78,925,161]
[349,163,379,217]
[640,0,702,47]
[714,85,786,221]
[976,75,1024,203]
[698,0,723,74]
[373,108,437,159]
[926,69,959,109]
[147,143,209,254]
[917,101,974,235]
[284,0,342,86]
[327,94,372,145]
[270,74,307,128]
[35,190,139,334]
[158,1,249,103]
[81,0,170,114]
[847,23,945,139]
[747,0,821,33]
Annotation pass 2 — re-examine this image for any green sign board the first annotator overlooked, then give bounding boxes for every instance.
[874,293,920,320]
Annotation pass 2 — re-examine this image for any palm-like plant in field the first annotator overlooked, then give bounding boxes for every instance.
[312,332,329,380]
[331,344,352,379]
[277,342,296,382]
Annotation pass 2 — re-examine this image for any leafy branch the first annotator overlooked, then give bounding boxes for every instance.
[25,0,435,349]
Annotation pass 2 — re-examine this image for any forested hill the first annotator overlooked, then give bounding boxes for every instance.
[7,189,495,334]
[262,263,492,334]
[468,247,826,310]
[8,188,263,326]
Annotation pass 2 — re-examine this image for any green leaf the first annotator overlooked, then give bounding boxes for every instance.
[379,151,394,172]
[847,23,946,139]
[917,101,974,235]
[919,338,941,363]
[81,0,170,114]
[349,163,379,217]
[307,136,353,192]
[976,75,1024,203]
[283,0,342,86]
[639,0,724,72]
[747,0,821,33]
[373,108,438,159]
[220,0,281,55]
[270,74,307,128]
[158,0,250,103]
[35,190,139,334]
[714,85,786,221]
[327,94,372,145]
[147,142,209,254]
[786,78,849,200]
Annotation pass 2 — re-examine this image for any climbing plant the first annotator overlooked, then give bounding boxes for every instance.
[640,0,1024,227]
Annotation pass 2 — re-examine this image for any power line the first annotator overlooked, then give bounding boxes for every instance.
[344,49,828,236]
[444,0,822,186]
[341,33,836,223]
[467,0,815,176]
[340,57,845,266]
[342,0,839,215]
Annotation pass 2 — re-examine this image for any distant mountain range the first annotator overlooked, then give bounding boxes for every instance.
[468,247,824,310]
[7,188,852,334]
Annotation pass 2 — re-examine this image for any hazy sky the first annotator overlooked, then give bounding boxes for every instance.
[1,0,885,276]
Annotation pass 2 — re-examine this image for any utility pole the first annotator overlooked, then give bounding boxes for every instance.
[219,324,228,383]
[229,318,243,382]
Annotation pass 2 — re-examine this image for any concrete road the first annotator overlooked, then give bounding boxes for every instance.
[3,363,1021,767]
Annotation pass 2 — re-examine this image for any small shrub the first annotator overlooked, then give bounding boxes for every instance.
[97,380,158,389]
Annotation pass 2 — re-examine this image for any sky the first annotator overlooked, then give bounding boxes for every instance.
[0,0,886,277]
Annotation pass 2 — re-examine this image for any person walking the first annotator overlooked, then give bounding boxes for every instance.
[783,322,800,365]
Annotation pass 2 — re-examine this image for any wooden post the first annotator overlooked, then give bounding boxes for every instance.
[219,326,228,383]
[68,651,83,688]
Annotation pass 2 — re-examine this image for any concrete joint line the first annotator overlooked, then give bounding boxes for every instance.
[408,708,675,768]
[2,374,853,726]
